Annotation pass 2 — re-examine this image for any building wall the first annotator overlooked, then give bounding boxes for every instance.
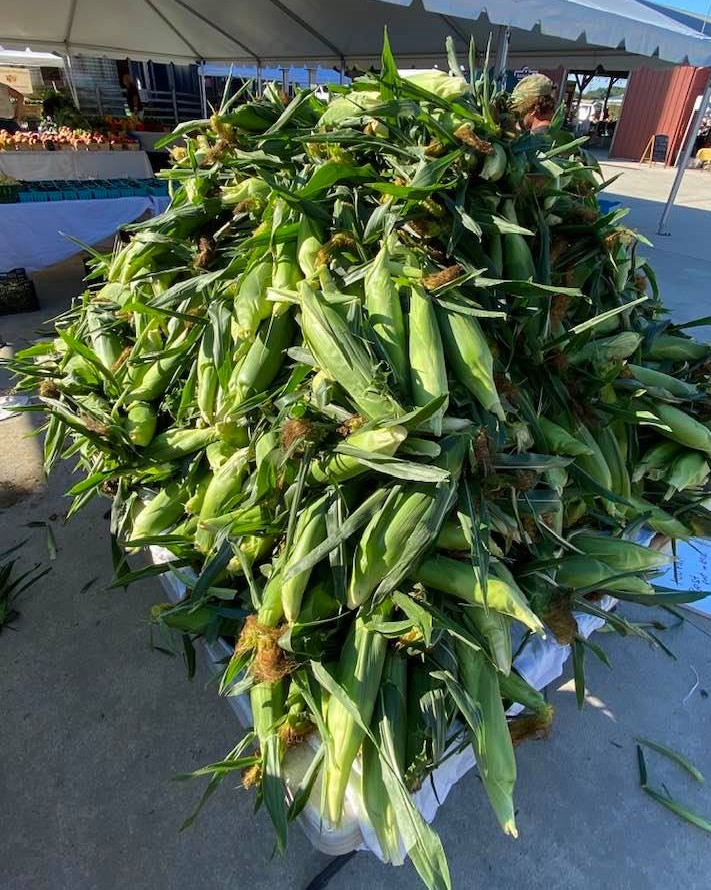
[610,65,709,163]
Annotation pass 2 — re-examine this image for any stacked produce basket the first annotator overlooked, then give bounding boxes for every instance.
[9,36,711,888]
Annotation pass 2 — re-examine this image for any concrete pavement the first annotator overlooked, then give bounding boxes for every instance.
[3,168,711,889]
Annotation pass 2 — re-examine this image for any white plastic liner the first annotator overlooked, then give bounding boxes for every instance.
[150,544,614,860]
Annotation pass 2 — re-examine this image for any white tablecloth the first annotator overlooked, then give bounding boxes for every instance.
[0,150,153,182]
[0,196,170,273]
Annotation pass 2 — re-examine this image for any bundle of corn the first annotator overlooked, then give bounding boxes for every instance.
[9,34,711,888]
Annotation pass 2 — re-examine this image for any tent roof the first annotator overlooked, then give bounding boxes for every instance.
[2,0,711,69]
[0,48,64,68]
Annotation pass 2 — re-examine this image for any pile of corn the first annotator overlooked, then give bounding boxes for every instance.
[11,37,711,887]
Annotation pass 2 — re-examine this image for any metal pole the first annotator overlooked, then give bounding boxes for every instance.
[63,51,80,108]
[169,62,179,124]
[281,67,288,95]
[256,65,262,96]
[199,65,208,118]
[658,72,711,235]
[493,25,510,86]
[95,83,103,116]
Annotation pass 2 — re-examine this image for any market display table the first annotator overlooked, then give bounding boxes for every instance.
[129,131,169,153]
[0,150,153,182]
[0,195,170,273]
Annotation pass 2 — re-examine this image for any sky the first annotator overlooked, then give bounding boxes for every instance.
[659,0,711,15]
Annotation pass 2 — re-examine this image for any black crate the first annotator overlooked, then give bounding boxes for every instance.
[0,268,39,315]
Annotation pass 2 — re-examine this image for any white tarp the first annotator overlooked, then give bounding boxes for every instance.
[1,0,711,69]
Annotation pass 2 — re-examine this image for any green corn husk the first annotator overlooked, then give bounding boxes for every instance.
[144,427,219,462]
[195,447,250,552]
[130,482,186,541]
[86,304,122,369]
[654,402,711,457]
[297,214,324,279]
[232,308,294,406]
[435,304,505,420]
[627,364,701,400]
[455,643,518,837]
[125,402,157,447]
[435,518,505,559]
[555,556,656,596]
[349,437,467,608]
[308,425,408,485]
[480,143,507,182]
[123,326,197,403]
[408,284,448,435]
[299,281,403,421]
[465,605,512,675]
[234,260,272,340]
[570,332,642,366]
[597,425,631,503]
[569,422,614,492]
[644,334,709,362]
[571,534,673,572]
[633,441,684,482]
[538,416,593,457]
[500,199,535,281]
[405,70,469,100]
[665,451,710,500]
[361,651,408,865]
[323,600,392,825]
[281,495,329,623]
[414,556,544,634]
[365,239,409,397]
[626,496,692,539]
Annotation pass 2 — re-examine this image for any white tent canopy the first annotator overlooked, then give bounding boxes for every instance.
[0,48,64,68]
[1,0,711,70]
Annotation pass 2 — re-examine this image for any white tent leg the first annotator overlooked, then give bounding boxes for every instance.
[658,71,711,235]
[493,25,510,86]
[199,68,208,118]
[63,51,80,108]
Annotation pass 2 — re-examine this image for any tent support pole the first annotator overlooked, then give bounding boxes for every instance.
[199,64,208,118]
[658,71,711,235]
[493,25,510,86]
[63,49,80,108]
